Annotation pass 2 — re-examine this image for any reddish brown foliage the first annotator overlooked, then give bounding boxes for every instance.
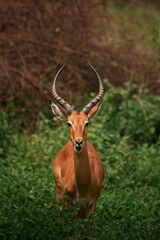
[0,0,160,122]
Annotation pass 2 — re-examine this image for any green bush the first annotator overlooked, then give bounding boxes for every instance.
[0,82,160,239]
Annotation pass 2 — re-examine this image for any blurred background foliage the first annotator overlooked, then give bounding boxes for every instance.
[0,1,160,239]
[0,0,160,128]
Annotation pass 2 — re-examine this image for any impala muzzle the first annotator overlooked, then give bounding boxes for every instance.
[74,139,83,153]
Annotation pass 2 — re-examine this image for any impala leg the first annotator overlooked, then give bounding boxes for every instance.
[54,178,63,204]
[65,198,72,208]
[86,202,96,231]
[92,201,96,213]
[54,166,64,204]
[77,201,95,219]
[56,188,63,204]
[77,206,88,219]
[86,201,96,220]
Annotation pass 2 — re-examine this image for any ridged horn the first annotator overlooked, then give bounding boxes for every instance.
[82,62,104,115]
[52,63,74,115]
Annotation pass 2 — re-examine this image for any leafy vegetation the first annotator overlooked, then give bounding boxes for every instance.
[0,82,160,240]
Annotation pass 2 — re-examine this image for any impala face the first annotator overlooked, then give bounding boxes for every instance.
[50,62,104,154]
[67,112,89,153]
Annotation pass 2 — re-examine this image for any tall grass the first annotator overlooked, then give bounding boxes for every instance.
[0,82,160,240]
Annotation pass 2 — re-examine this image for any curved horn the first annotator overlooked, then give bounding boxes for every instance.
[82,62,104,115]
[52,63,74,115]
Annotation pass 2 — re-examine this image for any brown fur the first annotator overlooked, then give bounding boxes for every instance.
[53,107,104,219]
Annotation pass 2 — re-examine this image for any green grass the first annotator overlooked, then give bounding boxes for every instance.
[0,82,160,240]
[100,2,160,52]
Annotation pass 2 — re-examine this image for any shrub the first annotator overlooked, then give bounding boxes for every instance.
[0,83,160,239]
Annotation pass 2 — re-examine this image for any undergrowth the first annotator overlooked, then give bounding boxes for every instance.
[0,82,160,240]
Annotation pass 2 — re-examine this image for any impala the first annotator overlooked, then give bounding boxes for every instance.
[50,63,104,219]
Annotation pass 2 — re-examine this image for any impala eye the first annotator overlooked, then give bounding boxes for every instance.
[85,122,89,127]
[67,122,72,128]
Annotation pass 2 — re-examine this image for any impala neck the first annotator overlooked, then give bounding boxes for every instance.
[73,143,91,196]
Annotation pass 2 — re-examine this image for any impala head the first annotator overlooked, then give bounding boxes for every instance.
[50,62,104,153]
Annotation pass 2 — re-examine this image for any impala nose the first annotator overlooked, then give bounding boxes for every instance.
[75,139,83,146]
[74,139,83,153]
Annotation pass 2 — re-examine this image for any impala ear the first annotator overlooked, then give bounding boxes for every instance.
[49,100,68,121]
[88,99,103,120]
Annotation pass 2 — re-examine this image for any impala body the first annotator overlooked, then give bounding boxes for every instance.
[50,63,104,219]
